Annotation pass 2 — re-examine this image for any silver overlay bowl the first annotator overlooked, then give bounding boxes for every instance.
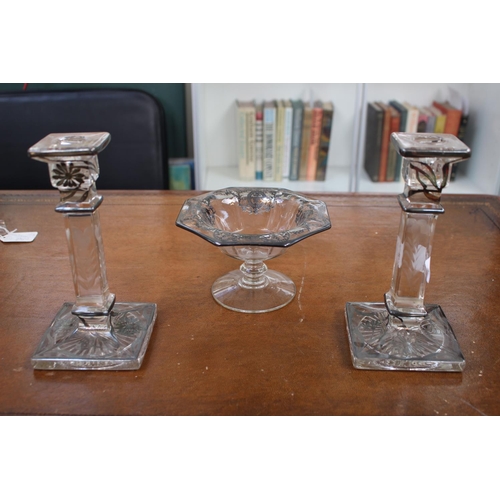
[176,187,331,313]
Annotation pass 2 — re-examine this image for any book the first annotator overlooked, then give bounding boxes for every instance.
[389,100,408,131]
[263,101,277,181]
[299,103,313,181]
[168,158,194,190]
[429,105,446,133]
[289,100,303,181]
[422,106,436,133]
[403,102,419,132]
[363,102,384,182]
[386,105,401,182]
[446,88,469,180]
[236,100,256,181]
[306,100,323,181]
[432,101,462,136]
[447,87,469,141]
[388,100,408,181]
[282,100,293,179]
[417,107,429,132]
[316,101,334,182]
[376,102,392,182]
[457,113,469,141]
[255,104,263,180]
[274,100,285,182]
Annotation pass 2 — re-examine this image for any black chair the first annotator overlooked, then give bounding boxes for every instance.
[0,89,168,189]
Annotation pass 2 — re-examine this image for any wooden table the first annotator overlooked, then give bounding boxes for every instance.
[1,190,499,416]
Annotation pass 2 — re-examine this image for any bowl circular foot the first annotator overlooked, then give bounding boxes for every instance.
[211,269,296,313]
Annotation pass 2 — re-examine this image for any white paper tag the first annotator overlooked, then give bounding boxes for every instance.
[0,231,38,243]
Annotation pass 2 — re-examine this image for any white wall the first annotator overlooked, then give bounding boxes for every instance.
[466,84,500,195]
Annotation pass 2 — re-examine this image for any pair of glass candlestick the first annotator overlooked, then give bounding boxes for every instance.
[28,131,470,373]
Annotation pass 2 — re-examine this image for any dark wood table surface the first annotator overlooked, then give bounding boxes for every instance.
[1,190,499,416]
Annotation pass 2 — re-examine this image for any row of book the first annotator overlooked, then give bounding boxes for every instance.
[236,99,334,182]
[364,99,469,182]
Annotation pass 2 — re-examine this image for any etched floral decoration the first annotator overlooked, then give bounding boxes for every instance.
[48,159,99,202]
[52,162,87,188]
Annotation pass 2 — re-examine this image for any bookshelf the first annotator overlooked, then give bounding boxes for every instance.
[190,83,500,195]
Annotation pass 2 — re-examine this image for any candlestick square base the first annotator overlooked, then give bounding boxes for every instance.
[32,302,157,370]
[345,302,465,372]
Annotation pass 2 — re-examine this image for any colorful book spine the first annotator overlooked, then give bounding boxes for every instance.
[299,103,312,181]
[236,100,256,181]
[274,100,285,182]
[289,100,303,181]
[403,102,419,132]
[255,104,263,180]
[389,100,408,182]
[306,101,323,181]
[282,100,293,179]
[432,101,462,136]
[363,102,383,182]
[429,105,446,133]
[315,101,334,182]
[263,101,276,181]
[422,106,436,133]
[386,105,401,182]
[417,107,429,132]
[376,102,392,182]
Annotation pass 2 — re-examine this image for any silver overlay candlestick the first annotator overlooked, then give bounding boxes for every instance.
[28,132,157,370]
[345,132,471,372]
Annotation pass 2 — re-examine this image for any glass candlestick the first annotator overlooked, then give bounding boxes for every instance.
[345,132,471,371]
[28,132,157,370]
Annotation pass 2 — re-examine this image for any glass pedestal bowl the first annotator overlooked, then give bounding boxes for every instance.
[176,188,331,313]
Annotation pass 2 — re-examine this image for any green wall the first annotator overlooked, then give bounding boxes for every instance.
[0,83,187,158]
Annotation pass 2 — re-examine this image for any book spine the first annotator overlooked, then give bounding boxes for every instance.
[315,106,333,181]
[246,109,255,180]
[457,114,468,141]
[426,114,436,133]
[432,101,461,135]
[434,114,446,133]
[282,105,293,178]
[255,108,263,180]
[417,110,428,132]
[378,104,391,182]
[363,103,383,182]
[236,105,249,180]
[389,101,407,182]
[263,106,276,181]
[289,104,303,181]
[445,111,462,136]
[405,107,419,133]
[306,107,323,181]
[386,110,400,182]
[274,103,285,182]
[299,106,312,181]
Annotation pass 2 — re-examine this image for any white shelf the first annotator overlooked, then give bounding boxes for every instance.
[191,83,500,196]
[204,165,351,193]
[192,83,361,192]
